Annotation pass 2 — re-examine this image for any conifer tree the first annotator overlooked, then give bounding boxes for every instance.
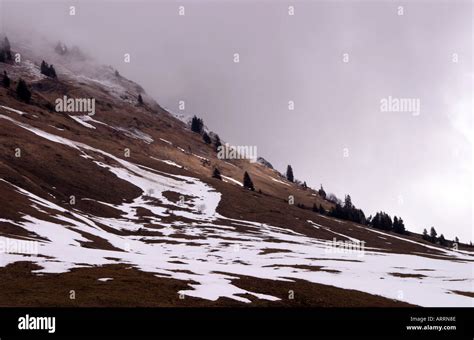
[286,165,294,182]
[393,216,405,234]
[430,227,438,243]
[344,195,353,209]
[4,37,11,60]
[438,234,446,246]
[214,134,222,151]
[40,60,48,75]
[371,211,392,231]
[2,71,10,88]
[16,79,31,102]
[48,65,57,78]
[202,132,211,144]
[138,94,144,105]
[422,228,429,241]
[318,185,326,199]
[243,171,255,191]
[191,115,204,133]
[212,168,222,180]
[40,60,57,78]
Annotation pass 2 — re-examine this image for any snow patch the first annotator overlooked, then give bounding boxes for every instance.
[69,115,96,129]
[159,138,173,145]
[271,177,290,186]
[150,157,183,169]
[1,105,26,115]
[98,278,113,282]
[222,176,243,187]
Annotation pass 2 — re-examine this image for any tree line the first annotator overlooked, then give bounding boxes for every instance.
[2,70,32,103]
[279,163,467,246]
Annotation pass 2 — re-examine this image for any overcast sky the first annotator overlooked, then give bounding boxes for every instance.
[2,0,473,242]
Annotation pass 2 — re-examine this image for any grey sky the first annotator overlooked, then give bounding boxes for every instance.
[2,0,472,241]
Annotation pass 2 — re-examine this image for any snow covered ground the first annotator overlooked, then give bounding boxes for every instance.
[0,110,473,307]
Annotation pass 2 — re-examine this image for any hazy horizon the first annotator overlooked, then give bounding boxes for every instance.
[1,0,472,241]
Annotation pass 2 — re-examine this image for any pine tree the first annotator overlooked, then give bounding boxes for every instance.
[243,171,255,191]
[202,132,211,144]
[286,165,294,182]
[454,237,459,244]
[422,228,429,241]
[40,60,57,78]
[191,115,204,133]
[330,203,344,219]
[4,37,11,60]
[385,213,393,230]
[40,60,48,75]
[212,168,222,180]
[138,94,144,105]
[318,185,326,199]
[344,195,353,209]
[439,234,446,246]
[2,71,10,88]
[372,211,392,231]
[393,216,405,234]
[214,134,222,151]
[16,79,31,102]
[399,218,405,233]
[48,65,57,78]
[302,181,307,189]
[430,227,438,243]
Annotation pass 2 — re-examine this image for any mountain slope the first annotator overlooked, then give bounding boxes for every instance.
[0,42,472,307]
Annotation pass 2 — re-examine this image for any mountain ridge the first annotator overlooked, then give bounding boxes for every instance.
[0,38,473,307]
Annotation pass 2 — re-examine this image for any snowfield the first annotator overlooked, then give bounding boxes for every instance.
[0,111,473,307]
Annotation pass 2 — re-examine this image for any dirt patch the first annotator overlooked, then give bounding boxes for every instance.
[450,290,474,298]
[264,264,341,274]
[162,191,196,204]
[0,262,416,307]
[229,275,417,307]
[388,272,426,279]
[74,228,123,252]
[259,248,293,255]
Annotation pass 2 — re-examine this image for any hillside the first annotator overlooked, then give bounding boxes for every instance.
[0,40,473,307]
